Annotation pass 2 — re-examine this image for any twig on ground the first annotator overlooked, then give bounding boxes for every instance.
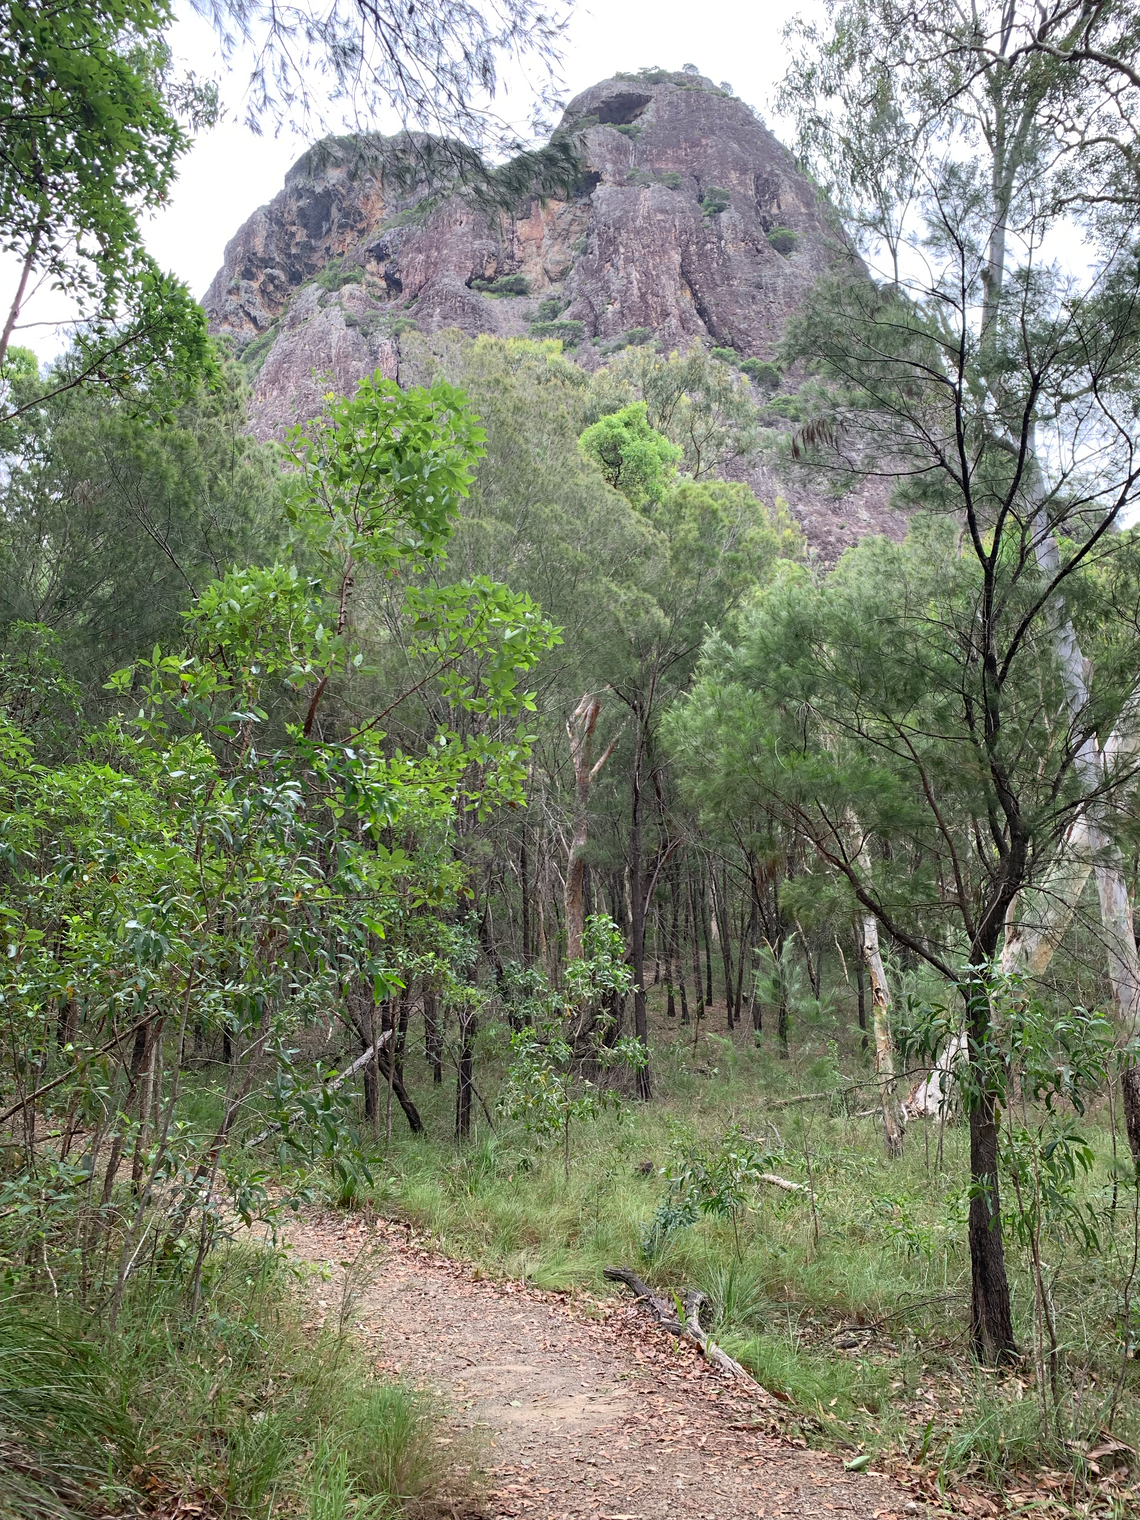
[603,1265,762,1388]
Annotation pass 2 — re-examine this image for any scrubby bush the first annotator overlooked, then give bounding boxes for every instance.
[472,273,531,296]
[701,187,731,216]
[740,358,782,389]
[766,226,800,255]
[528,319,585,347]
[316,256,364,291]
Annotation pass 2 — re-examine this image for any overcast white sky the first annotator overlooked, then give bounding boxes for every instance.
[9,0,818,362]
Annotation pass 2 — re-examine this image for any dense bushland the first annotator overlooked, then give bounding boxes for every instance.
[7,2,1140,1515]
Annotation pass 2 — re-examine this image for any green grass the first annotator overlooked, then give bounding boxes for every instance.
[0,1246,468,1520]
[313,996,1140,1506]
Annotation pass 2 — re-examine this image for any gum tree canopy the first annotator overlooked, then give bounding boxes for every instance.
[0,0,218,418]
[671,0,1140,1365]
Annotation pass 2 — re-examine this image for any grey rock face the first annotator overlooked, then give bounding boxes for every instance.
[205,72,846,433]
[203,71,900,557]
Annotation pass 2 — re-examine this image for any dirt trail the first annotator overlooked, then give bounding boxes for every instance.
[288,1215,937,1520]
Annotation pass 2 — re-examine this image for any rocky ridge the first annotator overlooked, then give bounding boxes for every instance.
[205,68,901,556]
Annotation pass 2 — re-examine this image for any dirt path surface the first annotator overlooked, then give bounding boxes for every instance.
[287,1215,939,1520]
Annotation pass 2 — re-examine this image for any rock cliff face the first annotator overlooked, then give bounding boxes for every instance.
[205,68,898,555]
[207,72,840,415]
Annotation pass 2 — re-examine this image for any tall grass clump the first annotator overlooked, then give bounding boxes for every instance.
[0,1246,467,1520]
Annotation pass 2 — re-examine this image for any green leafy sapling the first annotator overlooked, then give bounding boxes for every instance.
[499,915,640,1180]
[664,1124,776,1259]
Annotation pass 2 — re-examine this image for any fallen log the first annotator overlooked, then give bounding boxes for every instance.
[757,1171,807,1194]
[603,1265,761,1386]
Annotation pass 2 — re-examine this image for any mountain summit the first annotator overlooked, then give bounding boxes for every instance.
[205,70,846,441]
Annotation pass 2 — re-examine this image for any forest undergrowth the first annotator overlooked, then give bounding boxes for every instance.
[293,989,1140,1513]
[0,1244,469,1520]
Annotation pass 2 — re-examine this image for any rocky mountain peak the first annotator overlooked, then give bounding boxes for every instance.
[205,69,845,436]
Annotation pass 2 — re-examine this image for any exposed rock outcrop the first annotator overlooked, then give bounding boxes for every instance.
[206,72,842,421]
[205,68,900,554]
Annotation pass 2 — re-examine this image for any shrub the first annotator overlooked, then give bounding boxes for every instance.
[535,296,568,322]
[472,273,531,297]
[740,358,782,389]
[701,187,731,216]
[239,324,279,377]
[711,346,741,366]
[624,327,654,346]
[315,256,364,291]
[579,401,681,505]
[528,319,585,347]
[766,226,800,256]
[658,171,683,189]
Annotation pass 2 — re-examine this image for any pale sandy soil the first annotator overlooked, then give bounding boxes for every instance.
[285,1214,943,1520]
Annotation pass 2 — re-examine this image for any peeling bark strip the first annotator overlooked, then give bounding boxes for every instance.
[603,1266,761,1386]
[850,828,905,1157]
[861,912,905,1158]
[564,694,618,962]
[1031,501,1140,1161]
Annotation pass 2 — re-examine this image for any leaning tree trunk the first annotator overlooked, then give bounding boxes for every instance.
[565,694,618,963]
[862,911,905,1159]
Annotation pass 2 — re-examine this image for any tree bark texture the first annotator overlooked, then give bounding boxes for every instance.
[455,1004,476,1139]
[861,912,905,1159]
[628,728,652,1099]
[966,981,1018,1363]
[564,694,617,963]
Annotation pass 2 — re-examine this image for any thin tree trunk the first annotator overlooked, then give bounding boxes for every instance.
[734,892,749,1027]
[688,872,703,1018]
[701,870,714,1008]
[1034,505,1140,1163]
[520,836,532,966]
[965,981,1018,1363]
[715,866,735,1030]
[424,986,443,1084]
[0,225,42,370]
[395,992,411,1083]
[862,912,905,1159]
[666,865,680,1018]
[854,927,868,1052]
[565,694,617,962]
[629,731,652,1099]
[455,1004,475,1140]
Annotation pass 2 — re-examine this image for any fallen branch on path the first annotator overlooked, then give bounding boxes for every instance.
[603,1265,761,1387]
[244,1031,392,1148]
